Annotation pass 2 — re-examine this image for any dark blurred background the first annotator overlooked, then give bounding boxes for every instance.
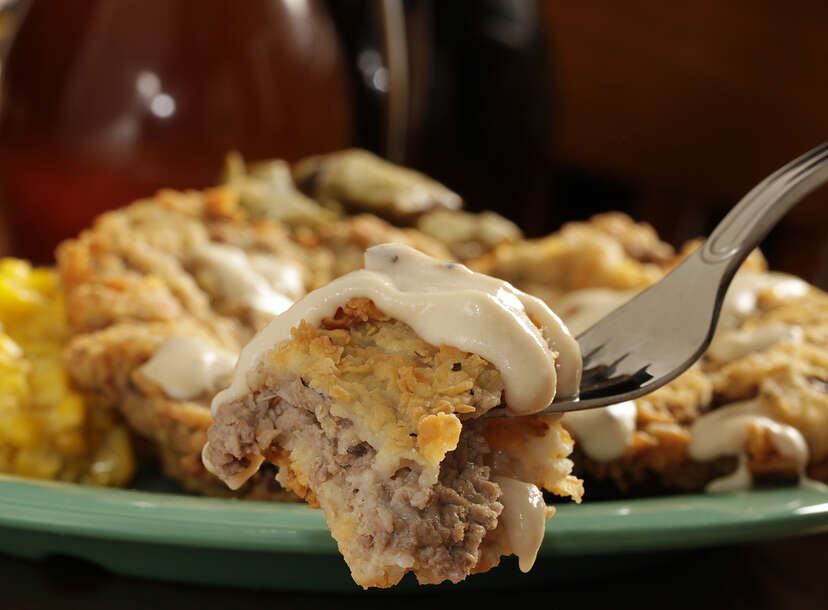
[0,0,825,287]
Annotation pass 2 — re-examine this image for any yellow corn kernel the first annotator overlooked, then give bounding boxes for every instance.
[28,361,69,407]
[55,394,86,430]
[85,427,136,487]
[12,340,59,359]
[0,333,23,359]
[53,430,87,456]
[13,448,61,479]
[0,413,40,448]
[0,259,136,487]
[0,258,31,281]
[0,368,28,400]
[0,277,43,323]
[26,268,59,296]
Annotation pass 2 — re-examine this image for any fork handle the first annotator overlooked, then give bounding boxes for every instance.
[702,142,828,270]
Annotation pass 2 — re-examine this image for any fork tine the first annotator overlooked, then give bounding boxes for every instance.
[603,352,631,375]
[579,366,653,399]
[580,344,605,368]
[580,364,609,382]
[580,352,632,384]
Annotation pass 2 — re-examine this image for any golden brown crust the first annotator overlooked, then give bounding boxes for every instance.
[417,209,523,260]
[468,213,668,304]
[56,196,250,347]
[481,414,583,502]
[56,184,453,499]
[705,290,828,462]
[266,298,506,468]
[478,209,827,495]
[587,212,675,264]
[572,368,723,494]
[295,214,454,288]
[208,297,581,586]
[56,190,299,497]
[292,148,462,222]
[560,241,827,494]
[575,287,828,494]
[636,366,714,427]
[63,321,292,499]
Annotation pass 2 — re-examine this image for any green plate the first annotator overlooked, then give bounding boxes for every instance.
[1,473,827,591]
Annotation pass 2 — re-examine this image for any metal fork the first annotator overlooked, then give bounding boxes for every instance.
[541,141,828,414]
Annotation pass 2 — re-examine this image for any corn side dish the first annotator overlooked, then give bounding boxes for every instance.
[0,258,135,485]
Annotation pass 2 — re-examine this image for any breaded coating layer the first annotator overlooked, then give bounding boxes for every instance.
[268,297,506,475]
[56,180,452,498]
[205,298,581,587]
[469,213,671,305]
[552,225,827,493]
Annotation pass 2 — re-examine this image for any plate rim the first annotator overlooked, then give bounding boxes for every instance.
[2,474,828,556]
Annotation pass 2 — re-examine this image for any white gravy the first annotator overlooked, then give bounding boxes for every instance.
[212,243,582,417]
[556,269,812,468]
[193,243,301,317]
[704,269,808,367]
[493,476,549,573]
[553,288,636,336]
[717,271,809,330]
[139,336,237,401]
[561,401,637,462]
[688,400,816,492]
[707,323,803,362]
[247,253,306,300]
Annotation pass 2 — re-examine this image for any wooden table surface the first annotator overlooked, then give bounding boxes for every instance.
[2,532,826,610]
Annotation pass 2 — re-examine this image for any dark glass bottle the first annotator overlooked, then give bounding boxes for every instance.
[407,0,557,234]
[0,0,353,262]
